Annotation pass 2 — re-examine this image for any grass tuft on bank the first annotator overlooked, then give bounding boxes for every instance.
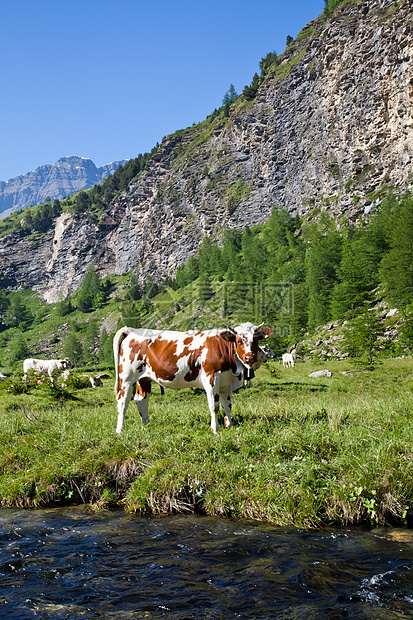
[1,358,413,528]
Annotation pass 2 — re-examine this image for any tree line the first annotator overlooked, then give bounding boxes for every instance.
[0,263,176,369]
[70,150,156,219]
[2,191,412,369]
[0,265,116,368]
[175,192,413,343]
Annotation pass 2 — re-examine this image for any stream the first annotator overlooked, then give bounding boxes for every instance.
[1,507,412,619]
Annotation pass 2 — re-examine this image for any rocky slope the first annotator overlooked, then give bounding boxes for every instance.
[0,0,412,301]
[0,156,126,218]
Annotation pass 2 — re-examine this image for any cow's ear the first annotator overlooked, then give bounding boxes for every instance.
[219,330,236,342]
[256,327,274,340]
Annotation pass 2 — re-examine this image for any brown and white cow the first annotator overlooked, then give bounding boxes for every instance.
[113,323,273,434]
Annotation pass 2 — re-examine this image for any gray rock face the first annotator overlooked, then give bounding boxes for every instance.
[104,0,412,284]
[0,207,125,302]
[0,156,126,218]
[0,0,412,302]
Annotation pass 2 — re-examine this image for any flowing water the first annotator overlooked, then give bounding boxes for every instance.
[1,507,412,619]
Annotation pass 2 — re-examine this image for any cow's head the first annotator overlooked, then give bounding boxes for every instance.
[60,358,74,370]
[260,343,276,360]
[219,322,274,368]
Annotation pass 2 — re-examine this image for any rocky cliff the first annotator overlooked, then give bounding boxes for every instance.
[0,0,411,302]
[0,156,126,218]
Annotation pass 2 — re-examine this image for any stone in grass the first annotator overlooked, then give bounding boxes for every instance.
[308,369,332,378]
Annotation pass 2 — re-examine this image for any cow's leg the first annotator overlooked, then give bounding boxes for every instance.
[133,378,152,425]
[116,379,134,434]
[205,384,219,434]
[220,393,232,428]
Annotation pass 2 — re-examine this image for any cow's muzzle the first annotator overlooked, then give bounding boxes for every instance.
[244,354,256,365]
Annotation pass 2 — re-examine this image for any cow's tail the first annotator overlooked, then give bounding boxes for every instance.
[113,327,133,396]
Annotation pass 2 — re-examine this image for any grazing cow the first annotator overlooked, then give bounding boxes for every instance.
[282,352,295,368]
[96,373,110,381]
[80,374,104,388]
[23,357,74,382]
[114,323,273,434]
[243,343,276,387]
[89,375,103,388]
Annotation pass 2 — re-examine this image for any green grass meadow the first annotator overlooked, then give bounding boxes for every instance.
[1,358,413,528]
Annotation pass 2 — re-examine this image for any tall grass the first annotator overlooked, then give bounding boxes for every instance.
[1,359,412,527]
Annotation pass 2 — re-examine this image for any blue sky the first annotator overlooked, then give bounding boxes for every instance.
[1,0,325,181]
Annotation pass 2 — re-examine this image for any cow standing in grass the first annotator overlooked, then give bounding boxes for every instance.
[282,352,295,368]
[113,323,273,434]
[23,358,74,383]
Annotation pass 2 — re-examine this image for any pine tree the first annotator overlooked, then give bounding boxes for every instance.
[127,274,141,301]
[22,212,34,230]
[222,84,238,116]
[52,199,62,218]
[365,196,393,266]
[9,334,29,364]
[5,293,33,329]
[77,266,101,312]
[62,333,83,365]
[343,303,387,368]
[175,256,199,287]
[290,281,309,340]
[0,290,10,329]
[198,236,215,277]
[143,274,159,300]
[210,242,224,278]
[221,229,242,279]
[399,303,413,354]
[74,190,91,214]
[228,84,238,103]
[262,208,304,283]
[305,226,342,332]
[241,227,265,280]
[119,299,147,329]
[55,297,74,317]
[379,193,413,306]
[103,332,115,367]
[198,275,214,303]
[242,73,260,101]
[330,232,374,319]
[98,328,109,362]
[259,51,279,74]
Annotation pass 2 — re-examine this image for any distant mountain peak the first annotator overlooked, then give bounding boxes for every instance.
[0,156,127,219]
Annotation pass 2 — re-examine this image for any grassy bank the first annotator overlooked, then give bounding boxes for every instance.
[1,358,413,528]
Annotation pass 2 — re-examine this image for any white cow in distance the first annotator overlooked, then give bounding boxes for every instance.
[282,352,295,368]
[23,358,74,383]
